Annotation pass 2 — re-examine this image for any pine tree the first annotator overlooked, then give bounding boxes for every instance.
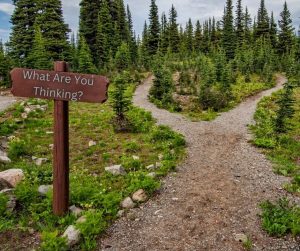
[194,20,202,53]
[235,0,244,47]
[141,22,150,67]
[36,0,70,61]
[255,0,269,39]
[148,0,160,55]
[244,7,252,43]
[269,12,277,49]
[278,1,295,55]
[79,0,101,62]
[96,0,113,69]
[0,41,11,87]
[111,71,132,132]
[78,36,97,74]
[168,5,180,53]
[159,12,169,54]
[186,18,194,53]
[222,0,236,59]
[201,21,210,53]
[27,25,52,70]
[210,17,218,47]
[115,42,131,71]
[275,82,295,133]
[70,32,79,71]
[8,0,39,66]
[127,5,138,65]
[116,0,129,42]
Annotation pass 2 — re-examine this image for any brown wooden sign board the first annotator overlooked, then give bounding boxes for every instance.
[10,62,110,216]
[11,68,109,103]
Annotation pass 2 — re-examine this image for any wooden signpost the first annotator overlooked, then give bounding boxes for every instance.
[10,62,109,216]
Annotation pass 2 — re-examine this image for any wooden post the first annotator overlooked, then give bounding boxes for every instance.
[53,61,69,216]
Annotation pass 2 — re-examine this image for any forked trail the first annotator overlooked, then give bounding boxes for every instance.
[99,75,300,251]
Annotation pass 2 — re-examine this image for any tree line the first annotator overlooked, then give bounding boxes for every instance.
[0,0,299,87]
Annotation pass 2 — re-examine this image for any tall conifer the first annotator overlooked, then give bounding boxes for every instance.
[278,2,294,54]
[169,5,180,53]
[222,0,236,59]
[148,0,160,55]
[255,0,269,39]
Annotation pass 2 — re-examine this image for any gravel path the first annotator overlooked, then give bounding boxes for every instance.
[0,95,17,113]
[99,76,300,251]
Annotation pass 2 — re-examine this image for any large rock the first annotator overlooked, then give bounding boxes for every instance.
[132,189,148,203]
[38,185,52,196]
[0,178,12,190]
[62,225,81,247]
[105,165,126,176]
[121,197,136,209]
[0,156,11,164]
[0,169,24,187]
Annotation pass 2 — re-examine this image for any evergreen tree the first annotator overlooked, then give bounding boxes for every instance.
[244,7,252,43]
[185,18,194,53]
[78,36,97,74]
[278,1,295,55]
[36,0,70,61]
[168,5,180,53]
[148,0,160,55]
[111,71,132,132]
[222,0,236,59]
[194,20,202,53]
[159,12,169,54]
[201,21,210,53]
[275,82,295,133]
[269,12,277,49]
[70,32,79,71]
[0,41,11,87]
[141,22,150,67]
[211,17,218,47]
[127,5,138,65]
[8,0,38,66]
[235,0,244,47]
[96,0,113,69]
[79,0,101,62]
[255,0,269,39]
[115,42,131,71]
[27,25,52,70]
[116,0,129,42]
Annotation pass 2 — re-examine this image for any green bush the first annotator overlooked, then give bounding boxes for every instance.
[0,193,8,217]
[77,210,107,250]
[260,198,300,237]
[8,138,30,160]
[40,231,68,251]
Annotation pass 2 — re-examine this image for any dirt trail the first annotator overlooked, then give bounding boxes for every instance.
[99,76,300,251]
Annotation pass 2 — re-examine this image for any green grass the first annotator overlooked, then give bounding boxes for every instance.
[251,86,300,237]
[0,83,186,249]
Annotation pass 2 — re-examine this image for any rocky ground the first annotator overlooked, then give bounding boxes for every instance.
[98,75,300,251]
[0,95,16,113]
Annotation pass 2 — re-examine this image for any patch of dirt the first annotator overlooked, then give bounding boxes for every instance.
[0,230,40,251]
[98,75,300,251]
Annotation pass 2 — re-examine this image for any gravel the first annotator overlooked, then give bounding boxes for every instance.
[0,95,16,112]
[98,75,300,251]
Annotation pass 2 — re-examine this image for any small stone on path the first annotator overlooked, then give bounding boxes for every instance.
[132,189,148,202]
[233,233,248,243]
[121,197,135,209]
